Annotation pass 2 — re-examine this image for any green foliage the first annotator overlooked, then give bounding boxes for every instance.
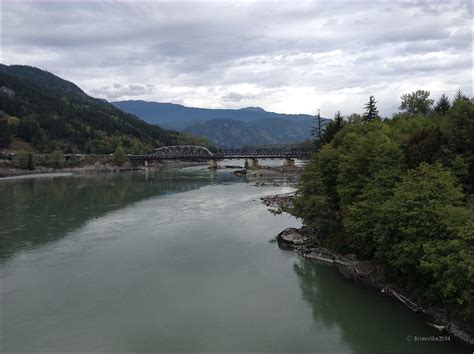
[113,145,127,166]
[375,164,471,307]
[0,117,12,148]
[399,90,434,116]
[295,91,474,318]
[322,111,345,144]
[17,150,28,169]
[16,150,34,170]
[50,150,64,168]
[27,153,34,170]
[434,93,450,114]
[362,95,380,123]
[295,145,342,243]
[405,126,443,168]
[0,64,212,154]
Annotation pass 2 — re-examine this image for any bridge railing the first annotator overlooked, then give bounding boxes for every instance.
[130,146,315,161]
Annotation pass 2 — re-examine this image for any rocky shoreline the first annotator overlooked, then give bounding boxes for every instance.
[262,193,474,345]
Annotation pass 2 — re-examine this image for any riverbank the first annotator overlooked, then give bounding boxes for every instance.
[262,192,474,345]
[0,160,209,179]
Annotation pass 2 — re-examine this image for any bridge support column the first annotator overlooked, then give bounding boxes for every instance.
[209,159,218,169]
[284,158,295,167]
[144,160,148,168]
[250,158,260,169]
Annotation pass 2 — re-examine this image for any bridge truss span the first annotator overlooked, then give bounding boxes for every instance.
[148,145,214,160]
[136,145,314,161]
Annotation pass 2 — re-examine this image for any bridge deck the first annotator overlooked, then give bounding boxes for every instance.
[129,147,314,161]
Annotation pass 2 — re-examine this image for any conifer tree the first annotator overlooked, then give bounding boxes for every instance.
[312,109,323,148]
[434,93,450,114]
[362,95,380,123]
[322,111,345,144]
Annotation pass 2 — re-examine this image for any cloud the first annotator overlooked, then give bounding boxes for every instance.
[1,1,472,117]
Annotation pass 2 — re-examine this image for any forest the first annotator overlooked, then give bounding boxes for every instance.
[0,65,209,154]
[294,90,473,325]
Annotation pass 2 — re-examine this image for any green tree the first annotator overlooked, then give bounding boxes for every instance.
[27,153,34,170]
[452,89,470,104]
[17,150,29,169]
[362,95,380,123]
[374,163,472,311]
[405,127,443,168]
[0,117,12,148]
[294,144,342,243]
[113,145,127,166]
[311,109,323,148]
[50,149,64,168]
[434,93,450,114]
[322,111,345,144]
[399,90,434,115]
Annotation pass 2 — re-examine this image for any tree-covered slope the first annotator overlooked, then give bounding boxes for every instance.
[184,117,317,148]
[0,64,208,153]
[113,100,328,147]
[294,91,474,325]
[112,100,324,129]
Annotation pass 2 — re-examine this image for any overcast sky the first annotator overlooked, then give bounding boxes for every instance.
[1,0,472,117]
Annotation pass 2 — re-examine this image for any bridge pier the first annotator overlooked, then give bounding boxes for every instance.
[144,160,148,168]
[284,158,295,167]
[209,159,218,169]
[250,158,260,169]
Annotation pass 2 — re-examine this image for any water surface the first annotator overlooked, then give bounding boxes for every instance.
[0,164,469,352]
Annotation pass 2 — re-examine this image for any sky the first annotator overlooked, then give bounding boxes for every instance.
[1,0,472,117]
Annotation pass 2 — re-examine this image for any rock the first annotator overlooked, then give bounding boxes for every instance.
[276,227,311,248]
[344,253,358,261]
[233,169,246,176]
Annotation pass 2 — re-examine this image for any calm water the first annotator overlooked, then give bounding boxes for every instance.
[0,163,470,353]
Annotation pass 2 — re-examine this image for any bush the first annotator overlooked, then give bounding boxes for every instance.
[113,145,127,166]
[50,150,64,168]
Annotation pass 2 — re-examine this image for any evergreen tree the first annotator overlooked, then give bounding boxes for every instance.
[27,153,34,170]
[322,111,345,144]
[0,117,12,148]
[311,109,323,148]
[362,95,380,123]
[453,89,470,104]
[434,93,451,114]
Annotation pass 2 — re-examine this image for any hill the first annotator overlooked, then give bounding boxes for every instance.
[184,117,316,148]
[0,65,208,153]
[112,100,328,147]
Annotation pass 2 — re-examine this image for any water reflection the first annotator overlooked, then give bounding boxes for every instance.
[0,169,222,262]
[293,258,470,353]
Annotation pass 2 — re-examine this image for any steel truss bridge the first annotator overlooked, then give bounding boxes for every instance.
[130,145,314,161]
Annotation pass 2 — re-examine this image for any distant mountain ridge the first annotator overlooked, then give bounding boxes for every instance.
[112,100,328,147]
[183,118,316,148]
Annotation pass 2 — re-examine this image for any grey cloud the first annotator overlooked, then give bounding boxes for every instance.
[2,1,472,115]
[91,83,155,100]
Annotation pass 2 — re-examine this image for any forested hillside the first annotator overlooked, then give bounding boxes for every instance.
[184,117,316,148]
[0,65,208,153]
[294,91,474,325]
[113,100,328,147]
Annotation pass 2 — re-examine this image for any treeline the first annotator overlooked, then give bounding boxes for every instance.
[0,65,209,153]
[294,90,474,321]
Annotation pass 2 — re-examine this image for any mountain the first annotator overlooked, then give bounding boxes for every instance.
[0,65,208,153]
[112,100,322,128]
[184,117,316,148]
[112,100,328,147]
[239,106,266,112]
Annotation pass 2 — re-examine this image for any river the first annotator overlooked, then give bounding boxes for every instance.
[0,163,470,352]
